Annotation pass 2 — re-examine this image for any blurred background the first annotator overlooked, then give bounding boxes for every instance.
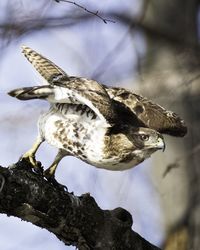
[0,0,199,249]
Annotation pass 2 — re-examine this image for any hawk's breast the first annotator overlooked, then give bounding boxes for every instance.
[38,104,108,163]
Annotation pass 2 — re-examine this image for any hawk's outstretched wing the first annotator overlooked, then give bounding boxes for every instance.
[22,46,69,82]
[8,80,116,126]
[10,47,117,125]
[106,87,187,137]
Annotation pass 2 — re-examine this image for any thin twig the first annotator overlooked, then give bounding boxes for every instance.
[163,143,200,178]
[90,5,148,79]
[54,0,115,24]
[162,162,179,178]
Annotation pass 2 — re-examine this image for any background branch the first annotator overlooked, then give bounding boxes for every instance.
[54,0,115,24]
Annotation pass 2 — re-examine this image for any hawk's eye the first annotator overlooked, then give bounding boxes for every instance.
[140,134,149,141]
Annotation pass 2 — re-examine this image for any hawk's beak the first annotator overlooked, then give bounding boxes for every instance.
[156,137,166,152]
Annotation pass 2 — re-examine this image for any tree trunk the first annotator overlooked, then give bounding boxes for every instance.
[139,0,200,249]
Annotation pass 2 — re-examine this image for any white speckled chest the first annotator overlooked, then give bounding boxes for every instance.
[38,104,108,164]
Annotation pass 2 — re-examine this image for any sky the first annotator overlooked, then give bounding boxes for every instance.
[0,1,165,249]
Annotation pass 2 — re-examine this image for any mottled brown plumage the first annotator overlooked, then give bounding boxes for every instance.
[105,87,187,137]
[8,46,187,178]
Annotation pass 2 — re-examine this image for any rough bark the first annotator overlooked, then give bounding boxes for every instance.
[0,160,160,250]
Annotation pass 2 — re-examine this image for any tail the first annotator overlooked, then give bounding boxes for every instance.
[8,85,54,100]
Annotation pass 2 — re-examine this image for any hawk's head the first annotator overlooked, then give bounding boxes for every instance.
[107,126,165,155]
[104,126,165,170]
[129,127,165,152]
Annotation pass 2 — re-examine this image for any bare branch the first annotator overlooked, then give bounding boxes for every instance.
[54,0,115,24]
[0,160,161,250]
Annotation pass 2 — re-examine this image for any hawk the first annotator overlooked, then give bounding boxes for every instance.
[8,47,187,178]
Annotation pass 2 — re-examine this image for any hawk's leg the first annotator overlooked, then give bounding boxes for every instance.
[44,149,66,179]
[22,136,44,167]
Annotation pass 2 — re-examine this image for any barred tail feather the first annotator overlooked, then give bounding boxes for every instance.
[8,85,54,100]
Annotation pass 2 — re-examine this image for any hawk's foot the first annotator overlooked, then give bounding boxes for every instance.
[20,153,43,175]
[44,169,68,192]
[43,165,56,180]
[19,137,44,170]
[21,152,37,167]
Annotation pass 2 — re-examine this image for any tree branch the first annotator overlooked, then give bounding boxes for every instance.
[0,160,161,250]
[54,0,115,24]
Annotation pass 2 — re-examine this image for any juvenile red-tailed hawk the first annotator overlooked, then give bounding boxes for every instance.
[8,47,187,178]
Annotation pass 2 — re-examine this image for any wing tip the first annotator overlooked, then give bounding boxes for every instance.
[21,45,33,56]
[173,116,188,137]
[178,120,188,137]
[7,89,17,97]
[8,88,26,99]
[161,119,188,137]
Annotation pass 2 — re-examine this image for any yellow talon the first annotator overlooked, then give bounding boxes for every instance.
[44,149,66,179]
[21,137,44,167]
[44,163,58,179]
[22,152,37,167]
